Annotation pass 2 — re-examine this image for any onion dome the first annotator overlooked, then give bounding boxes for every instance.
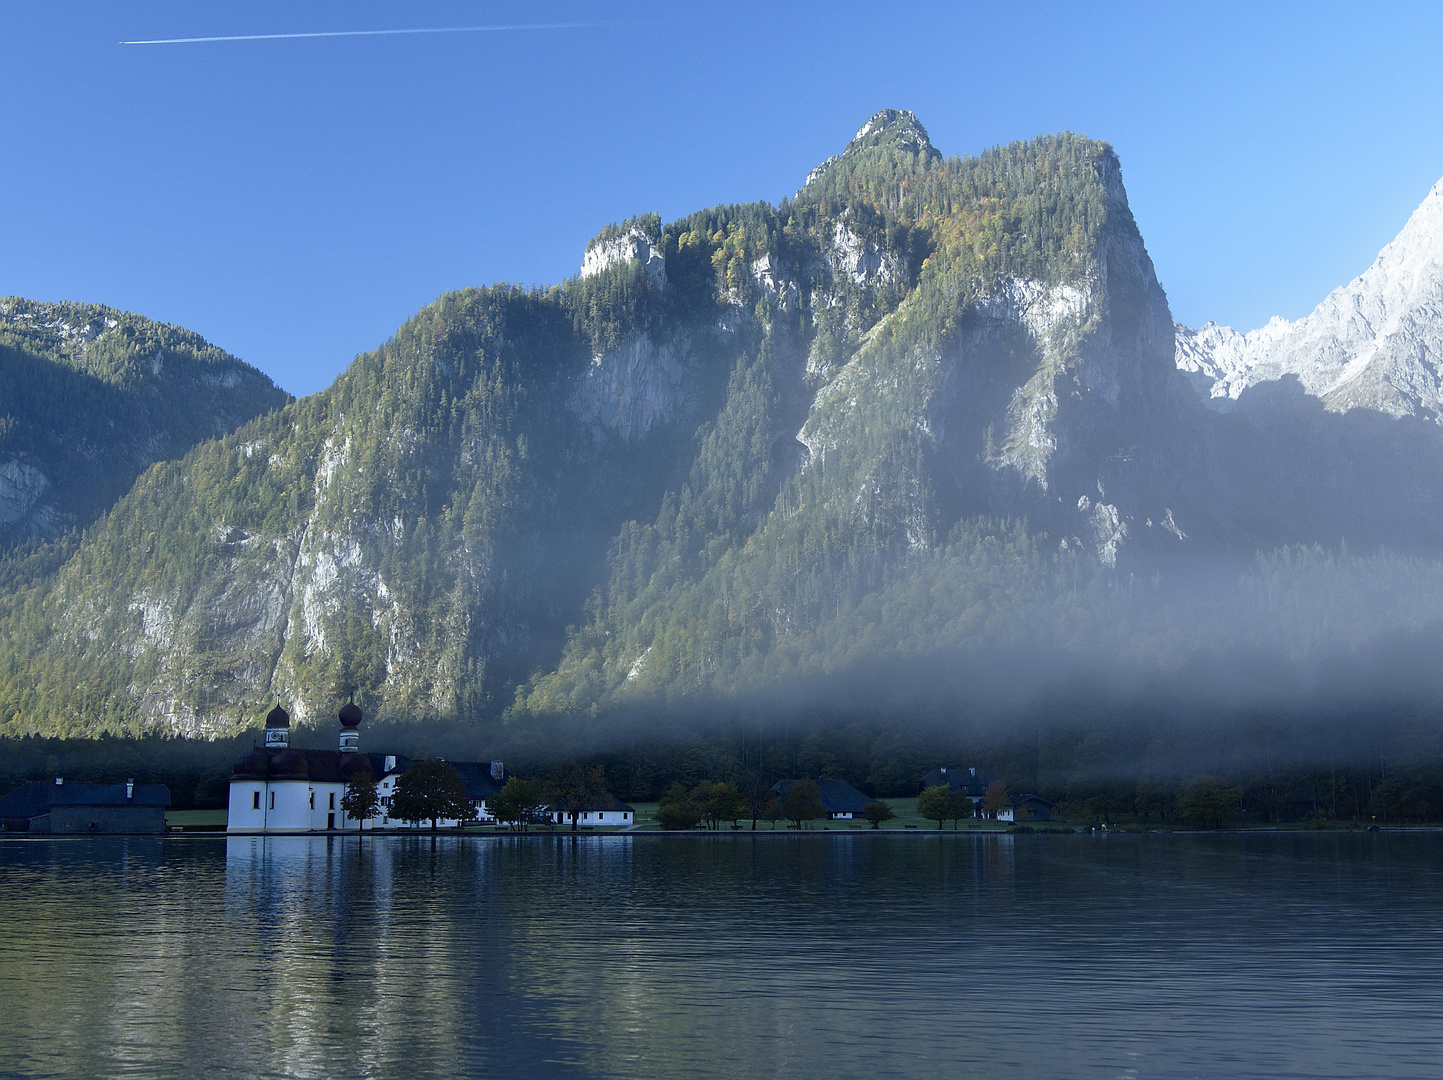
[269,749,308,779]
[338,753,374,783]
[265,702,291,729]
[231,748,269,779]
[338,698,362,730]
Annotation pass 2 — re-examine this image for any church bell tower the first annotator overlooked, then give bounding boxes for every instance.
[338,696,362,753]
[263,702,290,749]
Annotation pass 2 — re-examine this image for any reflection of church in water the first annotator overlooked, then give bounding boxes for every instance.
[226,700,505,833]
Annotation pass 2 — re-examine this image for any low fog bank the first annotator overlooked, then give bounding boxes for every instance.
[6,548,1443,821]
[346,619,1443,819]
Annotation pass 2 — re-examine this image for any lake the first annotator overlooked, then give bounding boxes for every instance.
[1,832,1440,1079]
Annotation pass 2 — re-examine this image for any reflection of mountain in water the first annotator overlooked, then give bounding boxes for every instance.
[4,833,1443,1078]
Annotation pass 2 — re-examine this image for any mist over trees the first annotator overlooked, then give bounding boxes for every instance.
[0,109,1440,808]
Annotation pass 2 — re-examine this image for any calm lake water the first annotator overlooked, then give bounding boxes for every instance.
[1,831,1441,1079]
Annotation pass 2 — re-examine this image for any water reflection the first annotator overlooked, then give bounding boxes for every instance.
[1,833,1440,1079]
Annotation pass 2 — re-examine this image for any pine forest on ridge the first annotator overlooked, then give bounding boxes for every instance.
[5,109,1443,742]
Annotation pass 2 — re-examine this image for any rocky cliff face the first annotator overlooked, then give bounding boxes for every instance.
[11,114,1443,738]
[581,222,668,288]
[1177,178,1443,419]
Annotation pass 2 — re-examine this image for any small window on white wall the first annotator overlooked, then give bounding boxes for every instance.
[269,792,275,810]
[329,792,335,810]
[252,791,260,810]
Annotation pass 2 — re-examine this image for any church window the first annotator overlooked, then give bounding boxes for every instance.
[269,792,275,810]
[328,792,335,810]
[252,791,260,810]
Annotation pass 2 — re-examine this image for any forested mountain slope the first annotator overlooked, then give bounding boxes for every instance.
[0,299,288,546]
[6,111,1443,738]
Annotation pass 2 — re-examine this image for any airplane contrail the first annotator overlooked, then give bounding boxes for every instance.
[120,23,596,45]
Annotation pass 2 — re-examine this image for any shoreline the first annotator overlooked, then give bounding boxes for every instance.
[5,825,1439,841]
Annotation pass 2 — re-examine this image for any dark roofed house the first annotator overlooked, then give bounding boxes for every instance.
[920,766,999,797]
[771,778,874,820]
[0,781,54,832]
[919,766,1000,819]
[1000,794,1053,822]
[36,780,170,834]
[453,760,507,822]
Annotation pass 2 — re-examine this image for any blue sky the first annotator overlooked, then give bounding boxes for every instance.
[3,1,1442,396]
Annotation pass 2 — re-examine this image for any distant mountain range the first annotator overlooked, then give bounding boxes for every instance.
[4,110,1443,739]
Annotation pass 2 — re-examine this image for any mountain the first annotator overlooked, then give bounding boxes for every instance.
[1177,178,1443,417]
[0,299,289,547]
[1172,178,1443,551]
[5,112,1443,739]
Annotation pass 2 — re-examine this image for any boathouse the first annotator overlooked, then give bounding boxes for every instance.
[0,779,170,833]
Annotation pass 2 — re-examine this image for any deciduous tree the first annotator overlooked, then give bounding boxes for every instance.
[546,764,609,831]
[1176,775,1242,828]
[693,781,743,829]
[491,776,543,831]
[782,779,826,828]
[340,777,379,831]
[862,800,895,829]
[760,796,784,829]
[390,759,475,831]
[657,781,702,830]
[918,784,953,829]
[982,780,1010,819]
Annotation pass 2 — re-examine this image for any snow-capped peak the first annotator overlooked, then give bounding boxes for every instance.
[1177,176,1443,418]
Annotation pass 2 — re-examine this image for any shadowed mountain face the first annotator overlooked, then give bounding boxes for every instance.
[0,299,289,546]
[5,112,1443,739]
[1174,176,1443,552]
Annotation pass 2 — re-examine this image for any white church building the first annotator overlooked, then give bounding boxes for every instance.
[226,701,506,833]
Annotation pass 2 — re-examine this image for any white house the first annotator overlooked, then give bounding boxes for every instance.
[546,793,635,827]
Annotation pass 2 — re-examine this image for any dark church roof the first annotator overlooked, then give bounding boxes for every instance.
[231,747,384,783]
[338,698,363,729]
[228,749,487,785]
